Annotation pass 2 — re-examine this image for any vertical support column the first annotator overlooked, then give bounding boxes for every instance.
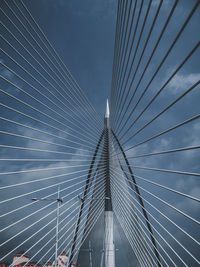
[104,211,115,267]
[104,100,115,267]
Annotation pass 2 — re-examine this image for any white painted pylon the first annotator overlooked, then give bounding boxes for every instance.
[105,99,110,119]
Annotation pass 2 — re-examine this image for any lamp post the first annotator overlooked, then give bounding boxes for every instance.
[32,186,63,267]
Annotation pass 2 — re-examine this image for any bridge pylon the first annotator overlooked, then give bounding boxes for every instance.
[104,99,115,267]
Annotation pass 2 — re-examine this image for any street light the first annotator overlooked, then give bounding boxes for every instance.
[32,186,63,267]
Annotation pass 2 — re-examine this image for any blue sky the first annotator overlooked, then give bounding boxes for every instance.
[0,0,200,266]
[23,0,117,116]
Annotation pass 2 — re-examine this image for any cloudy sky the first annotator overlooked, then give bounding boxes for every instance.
[0,0,200,266]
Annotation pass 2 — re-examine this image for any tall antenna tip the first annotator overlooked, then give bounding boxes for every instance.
[105,99,110,118]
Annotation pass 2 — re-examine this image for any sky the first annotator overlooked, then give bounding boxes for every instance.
[23,0,117,116]
[0,0,200,266]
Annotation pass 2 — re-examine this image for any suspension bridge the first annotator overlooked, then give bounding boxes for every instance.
[0,0,200,266]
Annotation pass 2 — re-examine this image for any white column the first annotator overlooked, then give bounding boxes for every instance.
[104,211,115,267]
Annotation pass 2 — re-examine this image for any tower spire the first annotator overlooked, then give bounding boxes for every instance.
[105,99,110,118]
[104,99,110,129]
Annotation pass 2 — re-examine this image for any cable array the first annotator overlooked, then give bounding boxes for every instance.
[110,0,200,266]
[0,0,199,266]
[0,0,105,265]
